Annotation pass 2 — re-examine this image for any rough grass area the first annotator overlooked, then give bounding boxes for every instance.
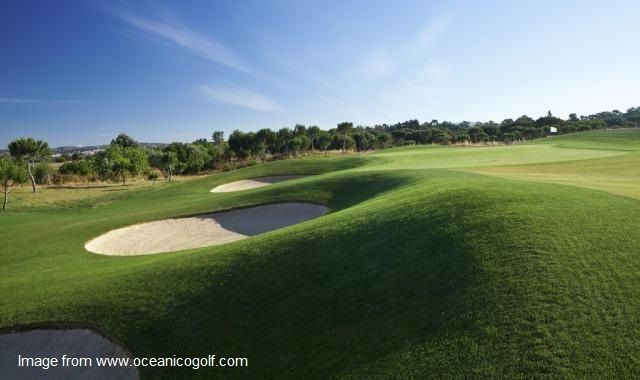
[7,175,202,211]
[1,129,639,378]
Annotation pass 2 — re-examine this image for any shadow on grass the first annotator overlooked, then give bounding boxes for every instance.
[129,180,496,379]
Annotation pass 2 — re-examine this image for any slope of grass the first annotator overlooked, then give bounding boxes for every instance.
[531,128,640,151]
[367,143,623,170]
[1,129,639,378]
[464,129,640,200]
[467,152,640,200]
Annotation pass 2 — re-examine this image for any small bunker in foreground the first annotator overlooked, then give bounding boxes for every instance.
[0,326,138,380]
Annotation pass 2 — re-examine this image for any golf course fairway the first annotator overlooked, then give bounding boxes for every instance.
[1,129,640,378]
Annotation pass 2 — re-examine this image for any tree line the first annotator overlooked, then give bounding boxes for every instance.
[1,106,638,210]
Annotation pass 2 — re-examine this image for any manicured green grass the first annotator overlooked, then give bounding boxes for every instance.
[467,152,640,200]
[1,129,639,378]
[461,129,640,200]
[367,143,623,170]
[532,128,640,151]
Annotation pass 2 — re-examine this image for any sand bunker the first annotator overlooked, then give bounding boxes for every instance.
[211,175,308,192]
[0,327,138,379]
[85,203,329,256]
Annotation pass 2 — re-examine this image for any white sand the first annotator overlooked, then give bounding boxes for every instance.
[0,327,138,380]
[210,175,307,192]
[85,203,329,256]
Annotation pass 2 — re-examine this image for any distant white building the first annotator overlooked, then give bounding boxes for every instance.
[549,126,558,133]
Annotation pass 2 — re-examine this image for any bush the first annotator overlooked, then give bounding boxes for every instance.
[33,162,53,184]
[59,160,92,176]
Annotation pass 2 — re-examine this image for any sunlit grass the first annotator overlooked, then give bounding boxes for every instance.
[466,152,640,200]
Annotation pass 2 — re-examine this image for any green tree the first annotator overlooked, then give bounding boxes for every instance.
[212,131,225,145]
[335,134,355,151]
[307,125,321,151]
[256,128,276,158]
[293,124,307,137]
[353,133,369,151]
[455,133,470,144]
[0,156,28,211]
[100,146,149,185]
[111,133,139,148]
[228,130,252,161]
[336,122,353,151]
[317,132,332,157]
[162,151,178,182]
[184,144,210,172]
[468,127,484,143]
[150,150,179,182]
[377,133,391,148]
[481,123,501,138]
[523,127,540,140]
[288,137,304,156]
[108,149,130,185]
[277,128,292,155]
[8,137,51,193]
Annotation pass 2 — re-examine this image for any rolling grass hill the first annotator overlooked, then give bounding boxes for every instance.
[1,129,639,378]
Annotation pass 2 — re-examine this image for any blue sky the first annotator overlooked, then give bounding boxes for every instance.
[1,0,639,147]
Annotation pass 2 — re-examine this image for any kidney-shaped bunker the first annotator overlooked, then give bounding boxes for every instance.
[210,175,308,192]
[85,203,329,256]
[0,326,138,380]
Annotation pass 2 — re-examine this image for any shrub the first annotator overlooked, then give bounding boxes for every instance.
[33,162,53,184]
[59,160,92,176]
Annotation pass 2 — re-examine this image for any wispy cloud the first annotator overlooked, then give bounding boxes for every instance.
[200,84,282,113]
[417,13,451,47]
[350,48,394,78]
[0,97,84,104]
[114,11,251,74]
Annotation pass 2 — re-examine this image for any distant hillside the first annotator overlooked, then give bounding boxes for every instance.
[0,143,168,156]
[55,143,167,153]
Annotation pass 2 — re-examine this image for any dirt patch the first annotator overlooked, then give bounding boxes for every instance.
[85,203,329,255]
[210,175,308,192]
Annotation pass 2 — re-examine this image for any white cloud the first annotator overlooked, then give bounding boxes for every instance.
[200,84,282,113]
[115,12,251,74]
